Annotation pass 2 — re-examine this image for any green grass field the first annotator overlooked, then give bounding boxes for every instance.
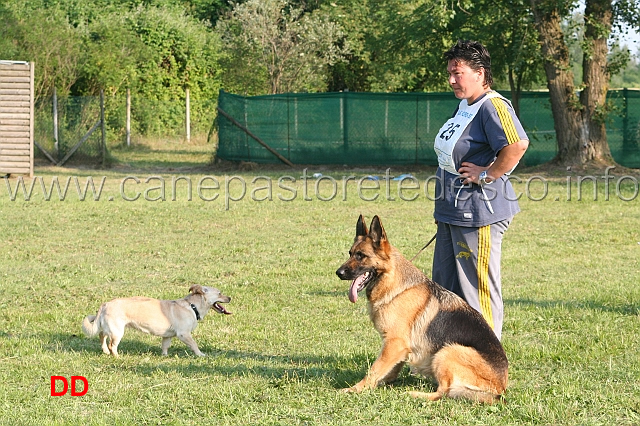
[1,140,639,425]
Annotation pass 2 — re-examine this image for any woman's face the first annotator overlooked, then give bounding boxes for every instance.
[447,59,486,103]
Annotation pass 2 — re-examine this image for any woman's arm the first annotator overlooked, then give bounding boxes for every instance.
[458,139,529,185]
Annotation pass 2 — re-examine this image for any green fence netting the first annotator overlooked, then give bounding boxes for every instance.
[217,89,640,168]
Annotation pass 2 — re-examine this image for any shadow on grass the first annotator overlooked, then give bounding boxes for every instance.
[122,348,428,391]
[306,290,346,298]
[49,333,430,390]
[505,298,639,316]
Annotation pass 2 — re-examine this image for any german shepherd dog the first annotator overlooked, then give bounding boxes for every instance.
[335,215,508,403]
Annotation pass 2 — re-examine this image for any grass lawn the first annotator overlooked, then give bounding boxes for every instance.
[1,138,639,425]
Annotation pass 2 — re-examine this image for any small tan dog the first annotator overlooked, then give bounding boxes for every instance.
[82,285,231,357]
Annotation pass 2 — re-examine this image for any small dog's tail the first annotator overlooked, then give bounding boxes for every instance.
[82,315,99,337]
[82,306,103,338]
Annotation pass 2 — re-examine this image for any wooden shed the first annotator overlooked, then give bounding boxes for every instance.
[0,60,34,177]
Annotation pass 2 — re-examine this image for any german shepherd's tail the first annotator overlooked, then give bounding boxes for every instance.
[82,305,105,337]
[409,384,505,404]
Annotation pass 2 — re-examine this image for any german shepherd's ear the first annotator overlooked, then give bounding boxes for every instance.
[355,214,368,239]
[189,284,205,295]
[368,215,387,245]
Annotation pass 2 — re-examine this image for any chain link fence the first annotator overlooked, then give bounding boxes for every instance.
[35,95,104,165]
[33,91,218,165]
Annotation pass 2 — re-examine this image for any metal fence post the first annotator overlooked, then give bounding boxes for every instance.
[622,88,628,150]
[185,87,191,143]
[126,88,131,147]
[53,87,59,157]
[100,89,106,166]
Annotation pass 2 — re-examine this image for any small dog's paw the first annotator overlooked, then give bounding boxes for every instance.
[341,386,360,394]
[196,352,207,357]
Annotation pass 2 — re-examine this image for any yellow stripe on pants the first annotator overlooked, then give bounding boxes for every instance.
[477,225,494,328]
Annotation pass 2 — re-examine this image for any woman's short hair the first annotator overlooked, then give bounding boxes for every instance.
[444,40,494,87]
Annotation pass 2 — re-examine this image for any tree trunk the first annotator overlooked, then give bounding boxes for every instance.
[579,0,614,163]
[529,0,615,166]
[508,67,521,117]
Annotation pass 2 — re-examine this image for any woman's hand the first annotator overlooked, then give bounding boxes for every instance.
[458,162,489,185]
[458,139,529,185]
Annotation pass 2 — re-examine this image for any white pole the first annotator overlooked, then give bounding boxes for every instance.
[53,87,59,155]
[126,88,131,147]
[185,88,191,143]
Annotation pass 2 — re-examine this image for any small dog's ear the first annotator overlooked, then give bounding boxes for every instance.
[189,285,204,295]
[368,215,387,245]
[356,214,368,238]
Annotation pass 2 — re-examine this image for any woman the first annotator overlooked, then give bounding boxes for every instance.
[432,40,529,340]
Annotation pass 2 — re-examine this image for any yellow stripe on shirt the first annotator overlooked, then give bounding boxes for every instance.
[490,97,520,145]
[477,225,494,329]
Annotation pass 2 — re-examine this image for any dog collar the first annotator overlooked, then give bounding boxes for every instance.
[190,303,201,321]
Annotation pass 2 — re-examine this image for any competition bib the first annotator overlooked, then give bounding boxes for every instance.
[434,91,503,175]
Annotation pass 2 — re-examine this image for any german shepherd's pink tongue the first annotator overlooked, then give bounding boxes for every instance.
[349,273,368,303]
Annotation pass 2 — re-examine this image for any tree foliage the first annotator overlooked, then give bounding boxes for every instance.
[611,46,640,87]
[0,3,83,99]
[319,0,546,115]
[216,0,350,94]
[0,0,638,154]
[0,0,225,137]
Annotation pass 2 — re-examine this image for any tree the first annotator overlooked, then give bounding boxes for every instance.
[77,11,151,97]
[117,5,224,135]
[179,0,232,27]
[216,0,350,94]
[529,0,639,166]
[468,0,546,116]
[610,45,640,87]
[1,0,225,137]
[321,0,376,92]
[0,3,83,99]
[321,0,545,110]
